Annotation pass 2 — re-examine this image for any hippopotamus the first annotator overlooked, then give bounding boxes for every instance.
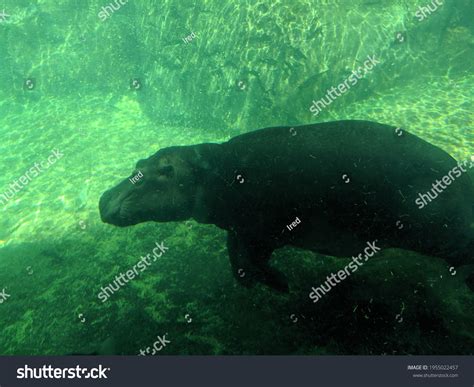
[99,120,474,292]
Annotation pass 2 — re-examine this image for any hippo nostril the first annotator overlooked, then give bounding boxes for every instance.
[99,190,110,212]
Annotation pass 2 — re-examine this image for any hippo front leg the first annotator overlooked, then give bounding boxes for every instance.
[226,231,289,293]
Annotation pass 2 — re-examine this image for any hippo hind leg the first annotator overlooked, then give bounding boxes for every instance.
[437,234,474,291]
[410,221,474,290]
[226,231,289,293]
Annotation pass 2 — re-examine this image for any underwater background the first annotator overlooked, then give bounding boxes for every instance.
[0,0,473,355]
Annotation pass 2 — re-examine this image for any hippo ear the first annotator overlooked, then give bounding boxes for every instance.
[158,165,174,178]
[190,144,217,172]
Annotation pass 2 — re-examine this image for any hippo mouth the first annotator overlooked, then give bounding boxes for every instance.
[99,188,138,227]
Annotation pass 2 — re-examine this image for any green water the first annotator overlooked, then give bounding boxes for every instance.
[0,0,473,355]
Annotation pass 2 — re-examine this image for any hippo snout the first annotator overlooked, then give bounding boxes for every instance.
[99,188,121,225]
[99,177,148,227]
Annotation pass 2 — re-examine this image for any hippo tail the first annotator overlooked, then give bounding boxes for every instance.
[469,232,474,291]
[460,264,474,292]
[459,235,474,291]
[463,159,474,290]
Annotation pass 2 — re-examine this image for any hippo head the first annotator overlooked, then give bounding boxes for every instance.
[99,147,199,227]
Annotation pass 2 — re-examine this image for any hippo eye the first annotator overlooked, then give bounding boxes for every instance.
[158,165,174,178]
